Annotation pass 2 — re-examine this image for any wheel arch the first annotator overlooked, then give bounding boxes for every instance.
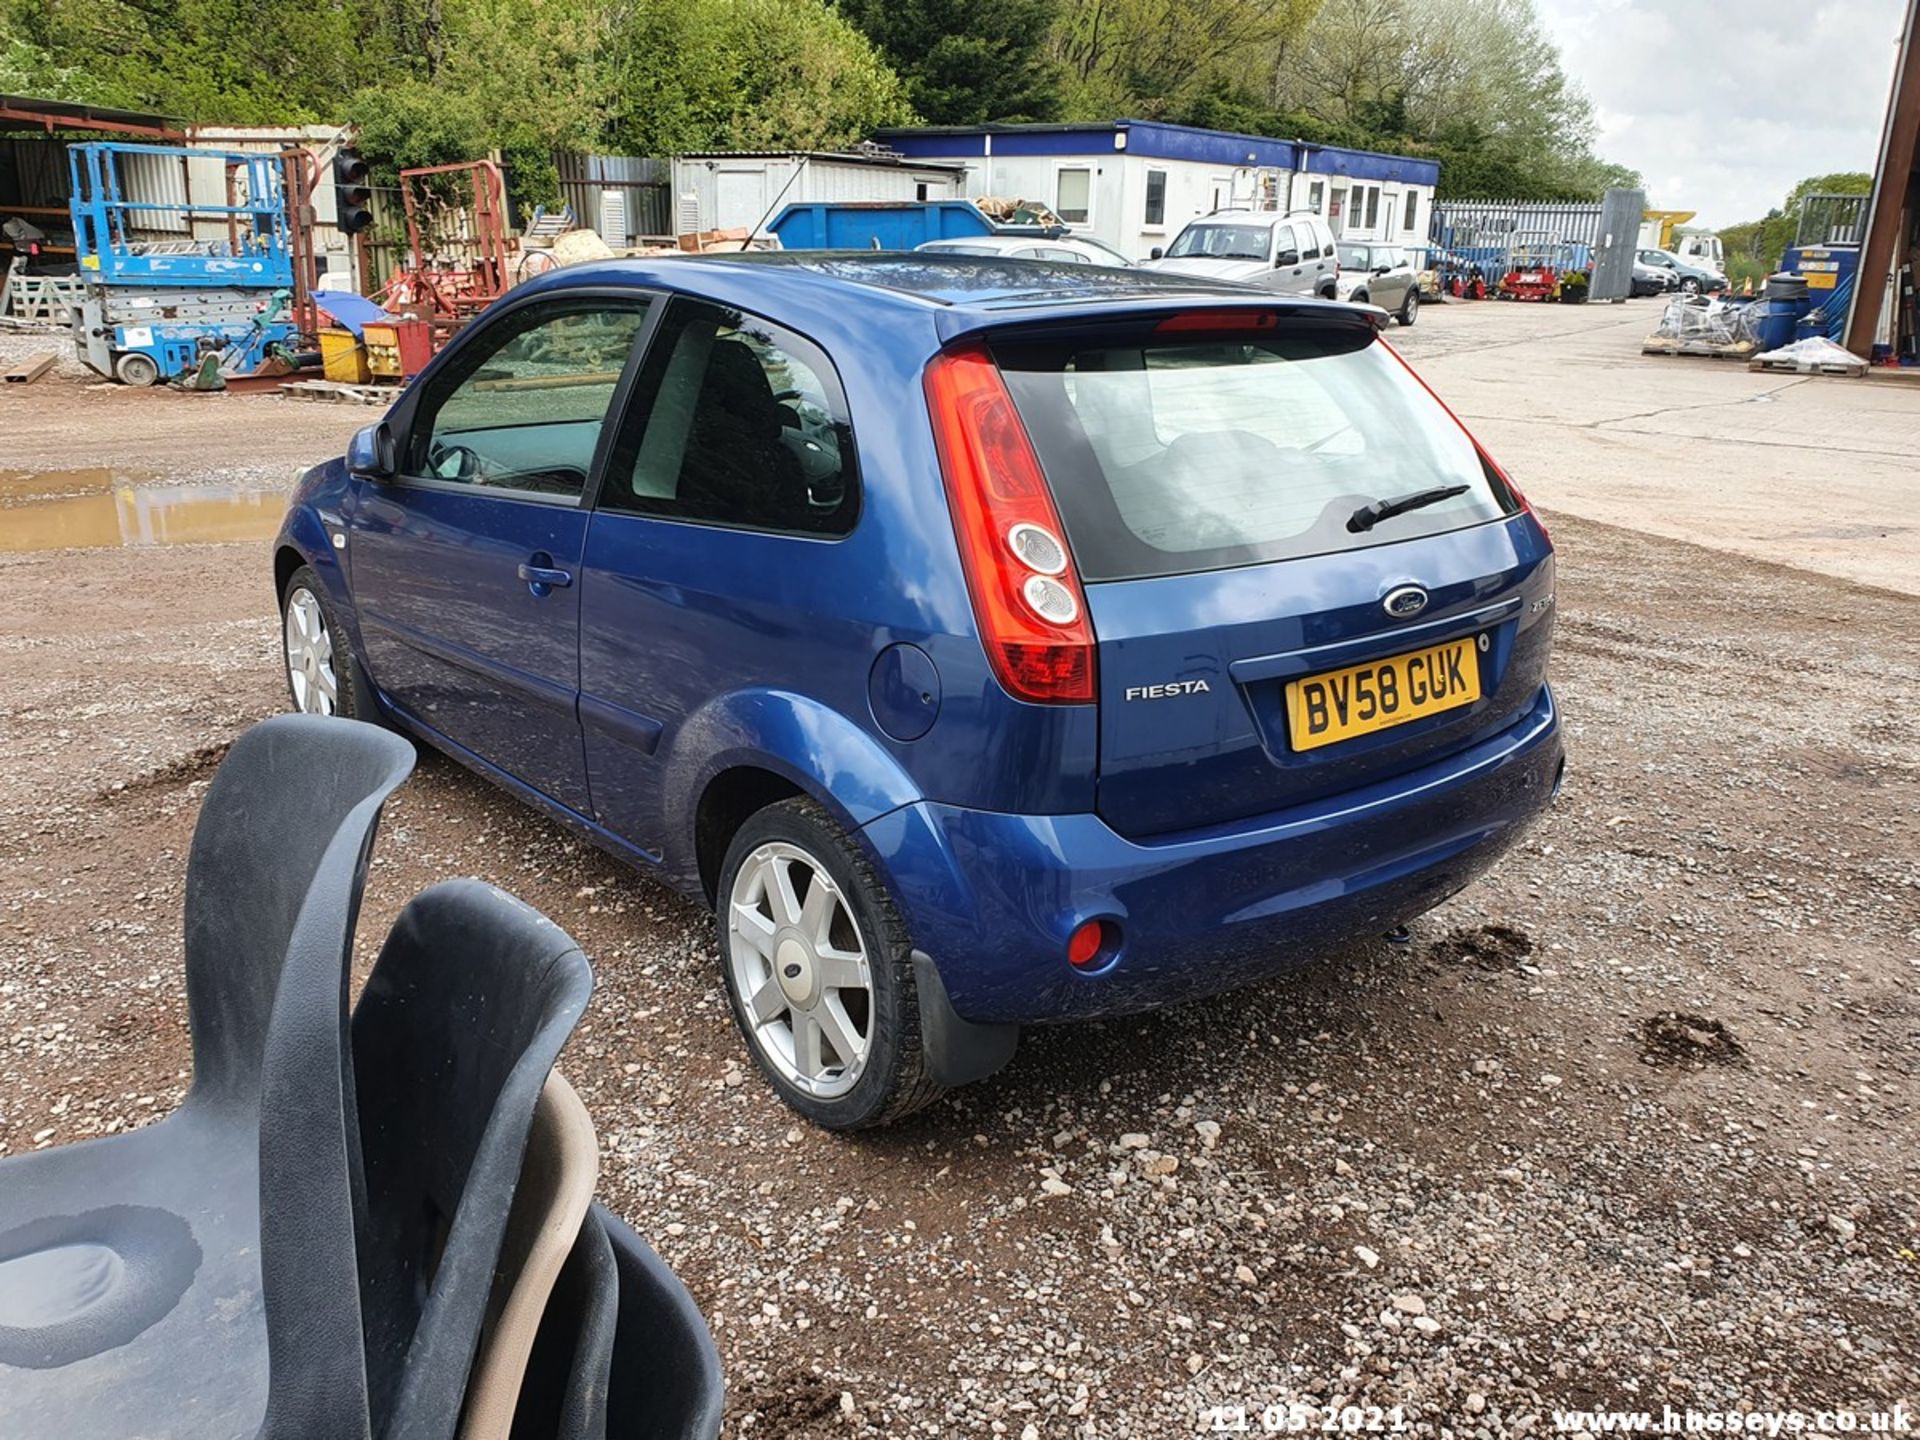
[670,689,926,903]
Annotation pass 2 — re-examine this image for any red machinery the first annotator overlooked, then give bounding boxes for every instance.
[1497,236,1571,302]
[382,159,513,347]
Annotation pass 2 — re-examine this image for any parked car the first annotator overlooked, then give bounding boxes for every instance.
[1142,210,1340,297]
[274,255,1562,1129]
[916,234,1136,267]
[1637,247,1727,294]
[1334,242,1419,325]
[1630,259,1672,297]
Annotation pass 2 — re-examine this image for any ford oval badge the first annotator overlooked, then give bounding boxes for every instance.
[1383,585,1429,619]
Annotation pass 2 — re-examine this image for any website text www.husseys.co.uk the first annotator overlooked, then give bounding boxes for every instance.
[1553,1404,1913,1435]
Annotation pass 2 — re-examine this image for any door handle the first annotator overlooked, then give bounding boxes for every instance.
[518,560,574,596]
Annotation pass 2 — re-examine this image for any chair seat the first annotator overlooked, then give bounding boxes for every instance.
[0,1106,268,1438]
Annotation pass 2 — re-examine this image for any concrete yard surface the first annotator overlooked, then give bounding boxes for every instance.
[1,300,1916,1434]
[1393,300,1920,596]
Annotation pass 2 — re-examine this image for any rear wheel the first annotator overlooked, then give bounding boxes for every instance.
[717,797,943,1129]
[1397,289,1419,326]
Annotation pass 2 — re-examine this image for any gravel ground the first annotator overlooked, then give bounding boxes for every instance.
[2,314,1917,1435]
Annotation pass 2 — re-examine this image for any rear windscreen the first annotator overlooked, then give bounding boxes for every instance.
[996,325,1514,582]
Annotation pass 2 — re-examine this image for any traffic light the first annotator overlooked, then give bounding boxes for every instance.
[334,148,373,236]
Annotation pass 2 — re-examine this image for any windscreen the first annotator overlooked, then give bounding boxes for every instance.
[996,325,1514,582]
[1164,224,1270,261]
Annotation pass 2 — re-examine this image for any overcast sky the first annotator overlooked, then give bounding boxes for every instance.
[1531,0,1909,228]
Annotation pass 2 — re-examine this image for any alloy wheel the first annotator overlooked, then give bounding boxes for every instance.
[726,841,873,1098]
[283,586,339,716]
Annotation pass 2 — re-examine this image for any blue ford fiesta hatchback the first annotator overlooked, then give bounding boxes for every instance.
[274,254,1561,1128]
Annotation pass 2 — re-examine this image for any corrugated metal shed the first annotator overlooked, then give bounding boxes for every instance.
[671,151,967,237]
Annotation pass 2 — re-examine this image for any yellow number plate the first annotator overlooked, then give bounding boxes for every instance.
[1285,638,1481,752]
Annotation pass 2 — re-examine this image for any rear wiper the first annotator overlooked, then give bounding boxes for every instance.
[1346,484,1469,533]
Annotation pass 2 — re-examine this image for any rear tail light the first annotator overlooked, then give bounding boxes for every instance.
[925,345,1095,705]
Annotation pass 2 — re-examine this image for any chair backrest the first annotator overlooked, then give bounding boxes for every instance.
[506,1206,724,1440]
[183,713,415,1110]
[348,880,593,1440]
[510,1212,620,1440]
[459,1070,600,1440]
[598,1207,725,1440]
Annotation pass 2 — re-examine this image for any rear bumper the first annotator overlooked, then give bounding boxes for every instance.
[861,687,1562,1025]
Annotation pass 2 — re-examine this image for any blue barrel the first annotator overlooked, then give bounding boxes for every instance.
[1754,274,1812,351]
[1753,302,1798,352]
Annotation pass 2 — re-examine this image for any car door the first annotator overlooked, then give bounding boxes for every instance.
[577,297,862,860]
[348,294,655,814]
[1378,248,1413,309]
[1270,222,1307,294]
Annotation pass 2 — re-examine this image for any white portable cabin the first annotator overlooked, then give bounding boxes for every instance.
[875,121,1440,263]
[670,150,968,238]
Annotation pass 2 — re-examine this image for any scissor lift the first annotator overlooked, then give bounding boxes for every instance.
[68,142,309,385]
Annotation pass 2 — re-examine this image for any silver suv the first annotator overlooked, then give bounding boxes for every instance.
[1144,210,1340,297]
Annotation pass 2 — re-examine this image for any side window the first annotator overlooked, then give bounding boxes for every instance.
[601,299,857,537]
[1056,166,1092,225]
[1272,223,1299,265]
[405,299,650,498]
[1040,247,1090,264]
[1144,169,1167,228]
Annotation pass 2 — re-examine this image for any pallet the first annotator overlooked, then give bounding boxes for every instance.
[1642,337,1758,360]
[279,378,389,405]
[2,351,55,384]
[2,273,86,325]
[1748,354,1867,377]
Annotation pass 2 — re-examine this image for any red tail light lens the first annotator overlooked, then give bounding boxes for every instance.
[1155,310,1280,333]
[925,345,1096,705]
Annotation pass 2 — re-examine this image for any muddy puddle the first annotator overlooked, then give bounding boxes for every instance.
[0,468,286,553]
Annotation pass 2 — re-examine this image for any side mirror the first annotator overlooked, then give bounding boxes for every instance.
[347,422,395,480]
[1149,246,1164,261]
[1372,264,1391,276]
[1274,249,1300,268]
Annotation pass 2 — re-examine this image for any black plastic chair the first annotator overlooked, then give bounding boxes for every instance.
[0,714,415,1438]
[510,1206,725,1440]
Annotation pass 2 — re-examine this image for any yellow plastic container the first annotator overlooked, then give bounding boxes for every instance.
[319,328,371,384]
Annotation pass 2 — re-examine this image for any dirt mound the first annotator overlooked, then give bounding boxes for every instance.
[1427,924,1535,971]
[1639,1011,1744,1068]
[731,1366,845,1436]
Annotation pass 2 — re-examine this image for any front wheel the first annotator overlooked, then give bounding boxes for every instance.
[1681,276,1701,294]
[1397,289,1419,326]
[717,797,944,1129]
[280,565,376,720]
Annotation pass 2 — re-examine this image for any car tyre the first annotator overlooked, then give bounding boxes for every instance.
[1351,289,1369,306]
[717,796,944,1130]
[280,564,377,720]
[1397,289,1419,326]
[1680,276,1701,294]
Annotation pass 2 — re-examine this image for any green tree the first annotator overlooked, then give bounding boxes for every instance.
[1720,172,1872,286]
[599,0,913,156]
[1049,0,1323,121]
[838,0,1063,123]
